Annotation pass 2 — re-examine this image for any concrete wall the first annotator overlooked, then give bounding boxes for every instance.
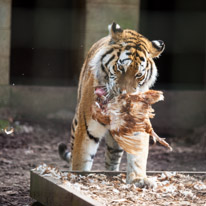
[84,0,140,54]
[152,90,206,136]
[0,86,77,123]
[0,0,11,85]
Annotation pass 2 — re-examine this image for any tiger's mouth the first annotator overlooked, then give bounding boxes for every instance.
[94,86,133,111]
[94,86,128,110]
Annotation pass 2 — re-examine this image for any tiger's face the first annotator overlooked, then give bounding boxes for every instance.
[92,22,165,98]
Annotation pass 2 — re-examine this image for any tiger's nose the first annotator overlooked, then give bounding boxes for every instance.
[119,86,136,94]
[119,89,127,94]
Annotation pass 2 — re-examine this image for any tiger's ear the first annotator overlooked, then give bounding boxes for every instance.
[108,22,123,42]
[149,40,165,58]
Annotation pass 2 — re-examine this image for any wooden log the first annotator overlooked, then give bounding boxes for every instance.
[63,170,206,176]
[30,170,206,206]
[30,171,102,206]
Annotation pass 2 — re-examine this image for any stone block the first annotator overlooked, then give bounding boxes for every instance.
[152,90,206,136]
[0,0,11,29]
[0,85,10,106]
[85,0,140,54]
[10,86,77,122]
[0,57,9,85]
[0,29,10,57]
[86,4,139,32]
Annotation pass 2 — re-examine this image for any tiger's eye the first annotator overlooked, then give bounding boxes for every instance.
[119,65,124,70]
[118,65,125,73]
[135,73,142,78]
[140,57,145,62]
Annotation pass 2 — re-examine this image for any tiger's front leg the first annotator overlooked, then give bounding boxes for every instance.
[126,132,154,188]
[72,118,107,171]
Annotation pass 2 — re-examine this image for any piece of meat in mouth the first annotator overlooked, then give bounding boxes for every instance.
[94,87,109,109]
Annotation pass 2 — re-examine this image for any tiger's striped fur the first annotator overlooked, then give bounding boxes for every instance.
[59,23,164,187]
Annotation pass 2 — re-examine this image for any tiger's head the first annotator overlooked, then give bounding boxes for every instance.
[92,22,165,98]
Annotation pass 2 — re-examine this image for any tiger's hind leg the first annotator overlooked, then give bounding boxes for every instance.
[105,132,124,171]
[58,116,77,169]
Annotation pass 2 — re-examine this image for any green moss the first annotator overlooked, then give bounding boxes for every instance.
[0,119,10,131]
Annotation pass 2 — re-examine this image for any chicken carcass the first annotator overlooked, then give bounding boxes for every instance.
[92,90,172,155]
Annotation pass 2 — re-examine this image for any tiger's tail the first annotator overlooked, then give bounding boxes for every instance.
[58,143,72,164]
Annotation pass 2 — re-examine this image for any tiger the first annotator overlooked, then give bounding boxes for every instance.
[59,22,165,187]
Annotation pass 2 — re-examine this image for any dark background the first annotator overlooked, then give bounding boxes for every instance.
[140,0,206,90]
[11,0,85,86]
[10,0,206,89]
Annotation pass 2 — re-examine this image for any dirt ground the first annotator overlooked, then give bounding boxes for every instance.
[0,121,206,206]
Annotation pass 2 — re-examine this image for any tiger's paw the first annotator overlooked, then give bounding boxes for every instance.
[129,177,157,188]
